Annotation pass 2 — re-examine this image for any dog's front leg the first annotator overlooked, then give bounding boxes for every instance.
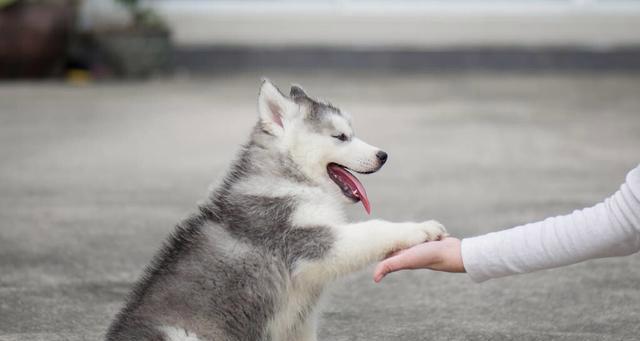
[316,220,447,279]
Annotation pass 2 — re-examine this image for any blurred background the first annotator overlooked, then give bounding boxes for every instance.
[1,1,639,340]
[2,0,640,78]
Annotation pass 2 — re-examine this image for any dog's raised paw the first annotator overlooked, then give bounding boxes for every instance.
[418,220,448,241]
[397,220,448,249]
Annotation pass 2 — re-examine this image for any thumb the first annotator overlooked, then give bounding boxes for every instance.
[373,252,410,283]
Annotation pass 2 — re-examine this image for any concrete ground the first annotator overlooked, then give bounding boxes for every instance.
[1,72,639,341]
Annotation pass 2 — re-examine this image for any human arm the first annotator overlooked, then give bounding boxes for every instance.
[374,165,640,283]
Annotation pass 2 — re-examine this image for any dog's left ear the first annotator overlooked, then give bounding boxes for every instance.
[290,84,308,100]
[258,78,295,137]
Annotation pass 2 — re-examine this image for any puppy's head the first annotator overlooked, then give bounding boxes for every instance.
[257,79,387,214]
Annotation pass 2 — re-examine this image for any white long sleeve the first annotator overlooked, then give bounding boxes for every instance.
[461,165,640,283]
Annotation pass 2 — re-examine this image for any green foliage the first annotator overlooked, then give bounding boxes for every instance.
[134,8,168,31]
[116,0,137,9]
[0,0,17,8]
[116,0,167,31]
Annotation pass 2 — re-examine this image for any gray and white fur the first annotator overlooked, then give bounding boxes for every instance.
[106,80,447,341]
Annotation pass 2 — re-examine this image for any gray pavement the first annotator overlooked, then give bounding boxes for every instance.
[1,72,639,340]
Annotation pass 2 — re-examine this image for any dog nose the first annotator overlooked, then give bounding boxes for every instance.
[376,151,388,165]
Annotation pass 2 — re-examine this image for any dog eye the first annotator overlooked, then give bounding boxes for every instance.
[332,133,348,142]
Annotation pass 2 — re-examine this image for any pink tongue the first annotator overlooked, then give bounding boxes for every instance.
[329,165,371,214]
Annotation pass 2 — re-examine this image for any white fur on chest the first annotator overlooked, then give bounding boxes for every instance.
[290,193,345,227]
[269,192,341,341]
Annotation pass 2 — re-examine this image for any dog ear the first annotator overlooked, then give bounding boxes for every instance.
[258,78,294,136]
[289,84,308,100]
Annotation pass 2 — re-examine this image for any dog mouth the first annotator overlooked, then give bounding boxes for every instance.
[327,163,371,214]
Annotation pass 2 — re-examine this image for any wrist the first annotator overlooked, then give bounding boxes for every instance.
[449,238,466,273]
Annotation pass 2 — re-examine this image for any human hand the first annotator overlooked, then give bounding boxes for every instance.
[373,237,465,282]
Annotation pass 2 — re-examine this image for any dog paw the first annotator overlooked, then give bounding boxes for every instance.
[400,220,448,248]
[419,220,448,241]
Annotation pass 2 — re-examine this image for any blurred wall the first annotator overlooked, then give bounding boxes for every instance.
[143,0,640,72]
[151,0,640,49]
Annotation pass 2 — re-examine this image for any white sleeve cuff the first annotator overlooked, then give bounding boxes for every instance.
[461,236,494,283]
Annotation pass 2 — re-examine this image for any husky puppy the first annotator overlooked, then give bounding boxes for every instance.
[106,80,446,341]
